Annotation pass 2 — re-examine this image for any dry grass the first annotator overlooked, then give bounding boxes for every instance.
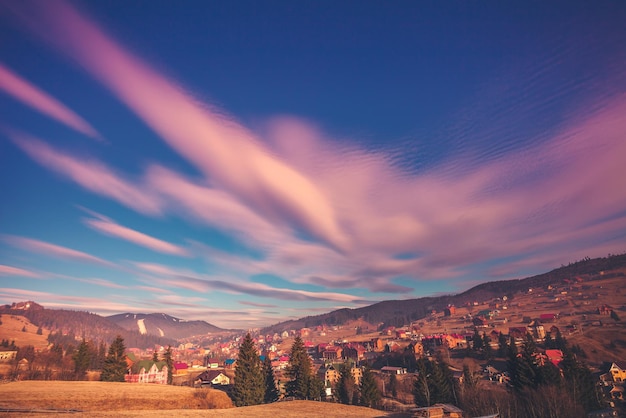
[0,381,233,412]
[0,315,50,349]
[0,382,395,418]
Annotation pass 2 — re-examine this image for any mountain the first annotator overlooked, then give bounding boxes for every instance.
[0,303,176,348]
[107,312,227,340]
[262,253,626,334]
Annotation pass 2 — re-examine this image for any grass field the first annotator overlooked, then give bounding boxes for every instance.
[0,315,50,349]
[0,381,396,417]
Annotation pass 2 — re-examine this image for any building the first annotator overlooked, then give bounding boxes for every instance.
[381,366,406,375]
[196,370,230,386]
[609,362,626,382]
[125,360,168,384]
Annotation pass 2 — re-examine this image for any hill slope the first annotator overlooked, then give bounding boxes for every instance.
[0,303,176,349]
[107,312,227,340]
[262,253,626,333]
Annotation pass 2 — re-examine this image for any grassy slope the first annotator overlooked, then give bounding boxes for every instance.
[0,315,49,349]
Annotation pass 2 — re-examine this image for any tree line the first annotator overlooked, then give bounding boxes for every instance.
[231,334,382,408]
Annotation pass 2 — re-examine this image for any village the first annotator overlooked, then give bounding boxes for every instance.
[79,272,625,417]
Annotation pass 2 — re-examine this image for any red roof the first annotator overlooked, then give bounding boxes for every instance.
[174,361,188,370]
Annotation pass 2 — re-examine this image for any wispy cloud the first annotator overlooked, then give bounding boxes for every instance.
[7,131,162,215]
[0,62,101,140]
[83,213,189,257]
[2,234,113,266]
[0,264,42,278]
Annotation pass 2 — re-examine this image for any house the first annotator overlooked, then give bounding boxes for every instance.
[508,327,528,340]
[0,351,17,361]
[528,320,546,340]
[381,366,406,375]
[196,370,230,386]
[224,358,236,368]
[206,358,220,369]
[413,403,463,418]
[539,313,557,323]
[609,362,626,382]
[544,349,563,366]
[351,367,363,385]
[407,341,424,357]
[125,360,168,384]
[609,385,624,400]
[173,361,188,374]
[473,316,488,327]
[444,306,456,316]
[319,364,340,385]
[342,343,366,361]
[323,345,342,360]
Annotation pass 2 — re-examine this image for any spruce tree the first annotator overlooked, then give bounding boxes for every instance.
[100,335,127,382]
[262,356,279,403]
[152,350,159,363]
[389,371,398,398]
[163,346,173,385]
[285,335,318,399]
[414,358,432,406]
[73,339,91,379]
[231,333,264,406]
[359,367,381,408]
[336,362,356,404]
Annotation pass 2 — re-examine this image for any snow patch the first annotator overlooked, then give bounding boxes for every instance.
[137,318,147,335]
[157,327,164,337]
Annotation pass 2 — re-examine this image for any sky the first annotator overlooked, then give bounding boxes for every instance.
[0,0,625,329]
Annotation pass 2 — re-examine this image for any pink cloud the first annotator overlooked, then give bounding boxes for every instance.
[83,215,189,256]
[8,131,162,215]
[145,166,288,249]
[0,62,101,140]
[0,264,41,278]
[2,235,113,266]
[8,0,347,251]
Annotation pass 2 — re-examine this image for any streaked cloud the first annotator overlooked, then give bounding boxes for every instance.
[0,62,100,140]
[2,234,113,266]
[7,131,162,215]
[83,213,189,257]
[0,264,42,278]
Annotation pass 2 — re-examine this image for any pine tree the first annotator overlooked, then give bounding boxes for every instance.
[285,335,322,400]
[336,362,356,404]
[472,328,484,351]
[414,358,432,406]
[100,335,127,382]
[497,332,508,357]
[482,334,493,360]
[152,350,159,363]
[73,339,91,379]
[262,356,279,403]
[413,357,456,406]
[509,334,538,390]
[163,346,173,385]
[462,364,478,390]
[231,333,264,406]
[389,371,398,398]
[359,367,381,408]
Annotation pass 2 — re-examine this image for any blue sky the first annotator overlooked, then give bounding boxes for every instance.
[1,0,625,328]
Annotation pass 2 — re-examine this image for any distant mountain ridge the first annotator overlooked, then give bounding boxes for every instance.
[107,312,227,340]
[262,253,626,334]
[0,304,232,348]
